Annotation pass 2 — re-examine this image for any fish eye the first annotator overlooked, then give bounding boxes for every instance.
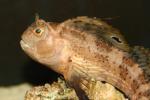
[34,28,43,36]
[35,28,41,33]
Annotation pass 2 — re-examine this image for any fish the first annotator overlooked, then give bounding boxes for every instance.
[20,15,150,100]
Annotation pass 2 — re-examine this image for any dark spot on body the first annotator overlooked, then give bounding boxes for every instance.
[144,89,150,97]
[122,56,135,67]
[132,79,139,91]
[73,20,82,23]
[119,65,128,81]
[138,74,148,84]
[111,36,122,43]
[68,57,72,62]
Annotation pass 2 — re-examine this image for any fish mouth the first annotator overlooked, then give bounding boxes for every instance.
[20,40,32,50]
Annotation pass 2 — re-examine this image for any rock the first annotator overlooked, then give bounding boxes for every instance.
[25,78,78,100]
[25,78,127,100]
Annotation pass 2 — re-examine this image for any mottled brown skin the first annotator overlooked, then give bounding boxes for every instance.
[20,16,150,100]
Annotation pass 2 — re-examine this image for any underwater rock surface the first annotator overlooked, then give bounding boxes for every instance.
[25,78,127,100]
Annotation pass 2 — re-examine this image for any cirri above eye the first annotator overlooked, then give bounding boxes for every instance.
[34,28,43,36]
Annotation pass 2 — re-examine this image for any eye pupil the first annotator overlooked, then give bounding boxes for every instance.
[35,29,41,33]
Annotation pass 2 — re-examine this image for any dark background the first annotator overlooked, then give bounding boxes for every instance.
[0,0,150,86]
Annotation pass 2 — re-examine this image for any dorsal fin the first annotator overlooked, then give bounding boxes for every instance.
[62,16,130,51]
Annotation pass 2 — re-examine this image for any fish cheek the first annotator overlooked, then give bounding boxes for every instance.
[36,40,53,58]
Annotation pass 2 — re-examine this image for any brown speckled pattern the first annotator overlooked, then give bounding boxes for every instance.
[20,16,150,100]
